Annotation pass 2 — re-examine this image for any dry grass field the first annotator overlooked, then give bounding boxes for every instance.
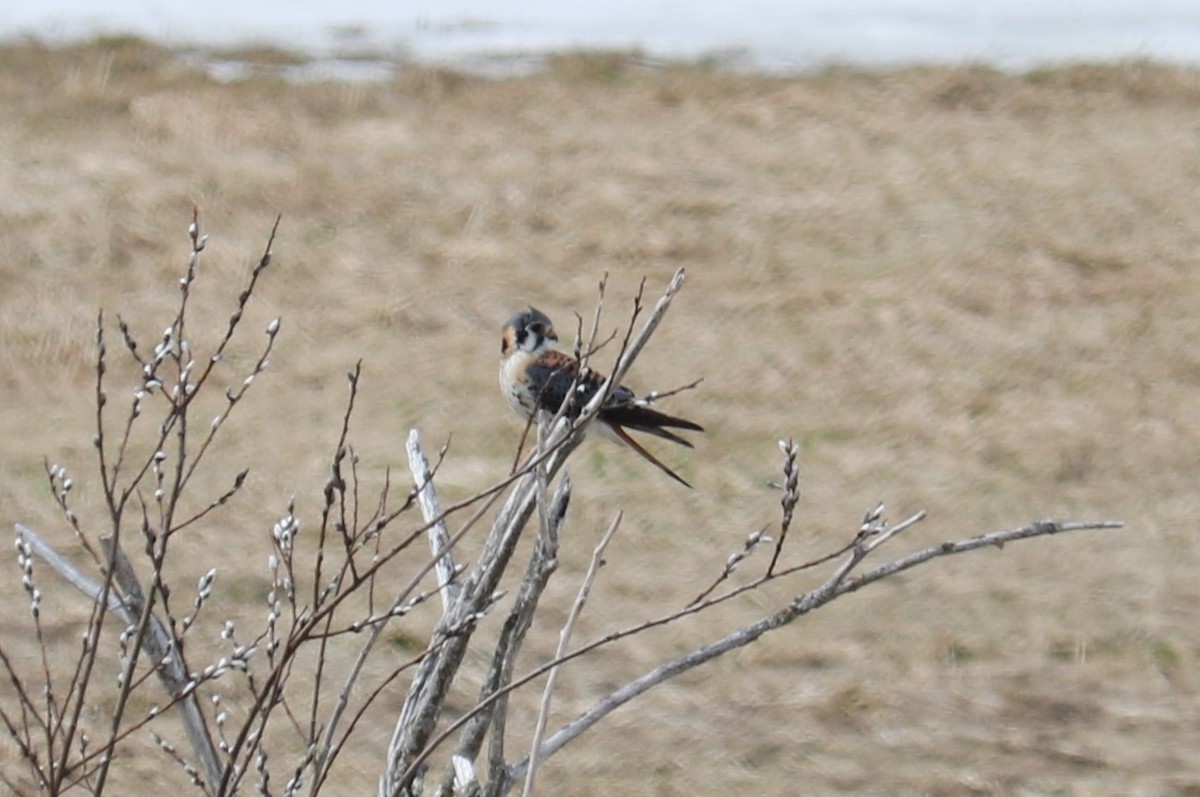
[1,37,1199,796]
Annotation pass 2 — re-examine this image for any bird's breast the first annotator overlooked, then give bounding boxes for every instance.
[499,353,537,419]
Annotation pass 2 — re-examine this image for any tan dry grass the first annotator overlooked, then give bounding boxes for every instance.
[1,38,1199,795]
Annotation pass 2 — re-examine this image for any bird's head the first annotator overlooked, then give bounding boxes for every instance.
[501,306,558,358]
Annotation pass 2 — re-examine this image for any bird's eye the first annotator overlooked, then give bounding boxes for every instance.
[529,322,543,334]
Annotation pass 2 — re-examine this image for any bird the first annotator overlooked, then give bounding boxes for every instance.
[499,306,703,488]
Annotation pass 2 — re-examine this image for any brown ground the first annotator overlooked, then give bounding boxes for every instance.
[1,38,1199,796]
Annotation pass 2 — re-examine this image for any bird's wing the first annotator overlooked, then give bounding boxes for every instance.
[529,352,703,439]
[526,351,608,418]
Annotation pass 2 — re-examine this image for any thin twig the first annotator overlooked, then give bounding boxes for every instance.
[501,517,1124,791]
[640,376,704,404]
[767,438,800,575]
[521,511,622,797]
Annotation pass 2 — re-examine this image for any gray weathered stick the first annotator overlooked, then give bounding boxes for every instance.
[432,475,570,797]
[15,524,126,614]
[15,523,224,793]
[407,429,461,613]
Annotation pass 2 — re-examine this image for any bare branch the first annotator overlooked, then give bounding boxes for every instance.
[640,376,704,405]
[407,429,461,613]
[503,517,1123,790]
[99,535,223,792]
[433,474,570,797]
[14,524,127,615]
[521,511,622,797]
[767,438,800,575]
[15,522,224,793]
[688,526,772,608]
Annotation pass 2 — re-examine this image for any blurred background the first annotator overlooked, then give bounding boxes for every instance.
[7,0,1200,73]
[3,2,1200,796]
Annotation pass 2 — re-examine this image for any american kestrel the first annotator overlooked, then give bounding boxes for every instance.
[499,306,703,488]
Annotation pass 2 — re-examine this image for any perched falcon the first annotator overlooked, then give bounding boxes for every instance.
[499,306,702,487]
